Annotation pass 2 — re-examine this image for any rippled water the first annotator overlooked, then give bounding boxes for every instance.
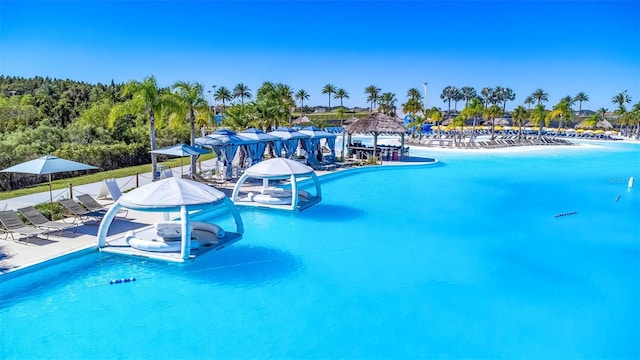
[2,141,639,359]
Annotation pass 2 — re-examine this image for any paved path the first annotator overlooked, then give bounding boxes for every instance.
[1,158,221,211]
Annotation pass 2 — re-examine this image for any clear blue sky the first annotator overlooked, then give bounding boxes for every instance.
[1,0,639,112]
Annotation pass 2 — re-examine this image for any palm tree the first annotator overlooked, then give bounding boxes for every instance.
[524,95,535,110]
[378,92,397,116]
[402,98,423,137]
[598,107,608,122]
[295,89,310,114]
[573,92,589,117]
[172,81,210,174]
[531,88,549,105]
[232,83,252,105]
[406,87,422,102]
[364,85,381,111]
[530,103,548,140]
[460,86,477,107]
[322,84,337,111]
[120,76,174,180]
[511,105,528,141]
[214,86,232,114]
[334,88,350,108]
[427,107,444,145]
[549,99,573,130]
[483,104,502,140]
[460,98,483,142]
[452,88,463,112]
[440,86,458,119]
[612,90,632,113]
[499,87,516,114]
[480,87,494,108]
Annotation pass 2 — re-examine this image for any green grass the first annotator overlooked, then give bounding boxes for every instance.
[0,153,217,201]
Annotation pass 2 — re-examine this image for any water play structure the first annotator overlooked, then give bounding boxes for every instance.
[231,158,322,211]
[97,177,244,262]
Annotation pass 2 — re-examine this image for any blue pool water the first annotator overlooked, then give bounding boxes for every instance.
[2,141,639,359]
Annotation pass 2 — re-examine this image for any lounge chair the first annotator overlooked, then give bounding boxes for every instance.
[0,210,49,244]
[76,194,128,218]
[306,156,336,171]
[190,171,226,188]
[58,199,105,223]
[104,179,123,201]
[17,206,78,236]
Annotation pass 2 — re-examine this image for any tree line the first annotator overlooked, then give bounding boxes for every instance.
[1,75,638,191]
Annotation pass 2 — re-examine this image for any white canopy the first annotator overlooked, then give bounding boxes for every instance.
[97,177,244,261]
[231,158,321,211]
[117,177,227,211]
[244,158,313,179]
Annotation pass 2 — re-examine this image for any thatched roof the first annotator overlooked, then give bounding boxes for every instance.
[345,112,408,135]
[482,118,510,126]
[574,119,596,129]
[596,119,613,129]
[343,116,359,125]
[292,116,311,125]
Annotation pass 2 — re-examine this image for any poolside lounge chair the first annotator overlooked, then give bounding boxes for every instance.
[58,199,105,223]
[76,194,128,218]
[17,206,78,236]
[0,210,49,244]
[306,156,336,171]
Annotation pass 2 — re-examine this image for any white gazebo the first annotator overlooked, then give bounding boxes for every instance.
[97,177,244,262]
[231,158,322,211]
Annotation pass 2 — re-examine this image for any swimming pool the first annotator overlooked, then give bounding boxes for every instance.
[2,141,639,359]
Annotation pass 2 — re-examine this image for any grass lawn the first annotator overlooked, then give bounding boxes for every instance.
[0,153,217,201]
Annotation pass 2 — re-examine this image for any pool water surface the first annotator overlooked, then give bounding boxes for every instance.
[1,141,639,359]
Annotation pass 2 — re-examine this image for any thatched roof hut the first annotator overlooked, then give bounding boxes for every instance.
[292,116,311,126]
[596,119,613,129]
[574,119,596,129]
[345,112,409,158]
[345,112,408,135]
[343,116,359,126]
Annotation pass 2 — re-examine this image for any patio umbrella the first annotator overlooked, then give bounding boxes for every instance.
[150,143,211,176]
[0,155,98,219]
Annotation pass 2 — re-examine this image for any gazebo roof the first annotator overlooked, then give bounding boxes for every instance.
[118,177,227,210]
[243,158,313,179]
[345,112,408,135]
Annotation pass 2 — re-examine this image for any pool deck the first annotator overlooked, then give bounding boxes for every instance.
[0,157,437,276]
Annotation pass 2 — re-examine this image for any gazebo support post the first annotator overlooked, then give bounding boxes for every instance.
[180,206,191,261]
[290,174,298,210]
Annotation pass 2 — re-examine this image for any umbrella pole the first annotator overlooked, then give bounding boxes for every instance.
[181,157,184,177]
[49,173,54,220]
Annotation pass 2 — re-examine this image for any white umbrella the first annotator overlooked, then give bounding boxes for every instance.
[150,143,211,176]
[1,155,98,219]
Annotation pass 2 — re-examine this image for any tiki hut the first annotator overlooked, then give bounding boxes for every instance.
[596,119,613,130]
[345,112,409,159]
[344,116,359,126]
[292,116,311,126]
[574,119,596,129]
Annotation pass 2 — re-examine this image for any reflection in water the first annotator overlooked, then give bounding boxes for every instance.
[299,204,366,222]
[184,245,303,286]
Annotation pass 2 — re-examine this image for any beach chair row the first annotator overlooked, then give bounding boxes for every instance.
[0,194,126,244]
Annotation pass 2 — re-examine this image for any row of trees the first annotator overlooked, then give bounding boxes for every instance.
[402,86,639,142]
[1,76,638,191]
